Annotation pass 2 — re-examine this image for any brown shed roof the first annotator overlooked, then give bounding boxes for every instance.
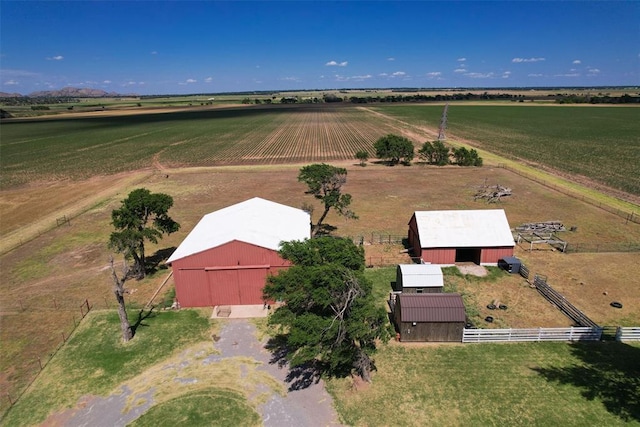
[398,293,466,323]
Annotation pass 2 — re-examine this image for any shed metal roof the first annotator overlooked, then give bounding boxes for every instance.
[167,197,310,263]
[398,293,466,322]
[412,209,514,249]
[397,264,443,288]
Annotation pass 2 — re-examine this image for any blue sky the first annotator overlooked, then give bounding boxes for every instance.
[1,1,638,95]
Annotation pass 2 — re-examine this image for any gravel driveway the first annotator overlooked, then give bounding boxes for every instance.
[46,319,343,426]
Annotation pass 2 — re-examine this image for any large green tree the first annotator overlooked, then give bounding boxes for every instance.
[264,237,391,382]
[374,134,415,165]
[298,163,357,236]
[109,188,180,279]
[452,146,483,166]
[418,140,451,165]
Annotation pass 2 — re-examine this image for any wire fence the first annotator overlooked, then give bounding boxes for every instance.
[497,164,639,225]
[347,233,407,246]
[2,298,93,414]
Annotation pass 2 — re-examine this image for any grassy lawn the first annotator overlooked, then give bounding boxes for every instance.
[326,340,640,426]
[342,267,640,426]
[128,388,261,427]
[2,309,212,426]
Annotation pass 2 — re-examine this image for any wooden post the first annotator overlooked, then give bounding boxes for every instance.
[38,356,43,370]
[61,332,66,343]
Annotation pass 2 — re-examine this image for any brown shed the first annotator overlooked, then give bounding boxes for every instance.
[408,209,515,266]
[394,293,466,342]
[167,198,310,307]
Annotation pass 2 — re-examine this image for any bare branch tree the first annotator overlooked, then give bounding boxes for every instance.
[109,256,133,342]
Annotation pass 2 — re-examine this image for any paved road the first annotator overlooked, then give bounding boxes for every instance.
[46,319,342,426]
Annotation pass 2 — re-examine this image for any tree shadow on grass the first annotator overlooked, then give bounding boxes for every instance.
[145,247,176,275]
[265,334,324,391]
[131,306,157,337]
[533,341,640,422]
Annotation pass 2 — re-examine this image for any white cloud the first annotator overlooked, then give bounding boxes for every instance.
[151,51,158,55]
[502,71,511,78]
[352,74,372,80]
[280,76,301,82]
[466,72,495,78]
[46,55,64,61]
[204,77,213,83]
[3,79,19,85]
[1,69,39,79]
[379,72,388,77]
[512,57,545,63]
[392,71,406,77]
[454,68,467,73]
[426,72,442,77]
[587,68,601,76]
[457,57,466,62]
[325,60,348,67]
[186,78,197,83]
[555,73,580,77]
[387,57,395,61]
[573,59,581,64]
[103,80,112,84]
[528,73,543,77]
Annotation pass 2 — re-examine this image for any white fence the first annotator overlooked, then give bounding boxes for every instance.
[463,327,603,343]
[615,327,640,342]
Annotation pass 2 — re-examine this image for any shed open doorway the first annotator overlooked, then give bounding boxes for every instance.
[455,248,481,264]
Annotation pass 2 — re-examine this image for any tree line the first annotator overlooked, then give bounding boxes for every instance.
[359,134,482,167]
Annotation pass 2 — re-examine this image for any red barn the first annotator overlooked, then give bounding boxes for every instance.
[408,209,515,266]
[167,197,310,307]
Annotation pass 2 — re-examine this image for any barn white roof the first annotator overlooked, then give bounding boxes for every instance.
[413,209,514,248]
[167,197,310,263]
[398,264,443,287]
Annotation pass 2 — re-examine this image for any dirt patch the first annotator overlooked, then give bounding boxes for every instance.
[456,263,488,277]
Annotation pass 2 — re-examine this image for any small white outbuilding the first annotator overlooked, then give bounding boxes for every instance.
[395,264,444,294]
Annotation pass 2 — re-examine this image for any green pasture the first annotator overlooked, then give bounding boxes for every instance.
[372,104,640,196]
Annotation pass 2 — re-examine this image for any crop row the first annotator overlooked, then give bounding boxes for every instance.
[1,105,402,188]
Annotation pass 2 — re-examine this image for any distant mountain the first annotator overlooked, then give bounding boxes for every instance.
[26,87,135,98]
[0,92,23,98]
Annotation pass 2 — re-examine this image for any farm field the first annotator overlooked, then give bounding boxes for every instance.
[1,102,639,420]
[0,104,400,188]
[370,104,640,197]
[2,103,639,201]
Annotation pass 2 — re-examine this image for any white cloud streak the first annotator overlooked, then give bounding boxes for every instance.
[325,60,348,67]
[512,57,545,63]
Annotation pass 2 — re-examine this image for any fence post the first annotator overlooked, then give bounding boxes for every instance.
[61,332,66,343]
[38,356,43,370]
